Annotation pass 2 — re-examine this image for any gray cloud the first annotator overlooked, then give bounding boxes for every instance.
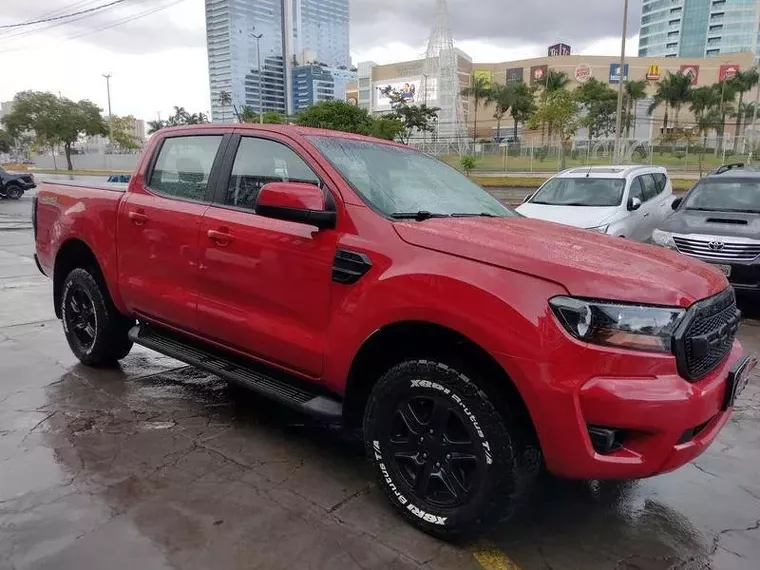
[0,0,643,56]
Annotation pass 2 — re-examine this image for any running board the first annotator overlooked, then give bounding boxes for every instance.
[128,324,342,420]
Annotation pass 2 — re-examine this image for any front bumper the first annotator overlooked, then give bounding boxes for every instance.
[496,340,751,480]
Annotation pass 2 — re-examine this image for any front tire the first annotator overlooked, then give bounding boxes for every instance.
[364,360,534,539]
[61,268,134,366]
[5,184,23,200]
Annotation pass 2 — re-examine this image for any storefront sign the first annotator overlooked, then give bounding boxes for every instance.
[646,64,661,81]
[680,65,700,85]
[530,65,549,86]
[506,67,524,83]
[574,64,592,83]
[548,43,571,57]
[608,63,629,84]
[719,64,740,82]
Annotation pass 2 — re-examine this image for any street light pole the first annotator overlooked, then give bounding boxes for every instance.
[102,73,113,149]
[252,33,263,124]
[613,0,629,165]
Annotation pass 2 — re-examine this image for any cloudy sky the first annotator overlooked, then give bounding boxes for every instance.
[0,0,642,122]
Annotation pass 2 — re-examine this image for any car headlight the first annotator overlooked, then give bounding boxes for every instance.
[652,229,676,249]
[549,296,685,352]
[585,224,609,234]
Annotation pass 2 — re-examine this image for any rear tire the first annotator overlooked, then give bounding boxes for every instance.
[363,359,535,540]
[61,267,134,366]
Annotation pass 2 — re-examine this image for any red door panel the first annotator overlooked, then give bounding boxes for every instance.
[197,206,337,377]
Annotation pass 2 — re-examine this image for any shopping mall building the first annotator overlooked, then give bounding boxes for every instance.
[346,50,757,143]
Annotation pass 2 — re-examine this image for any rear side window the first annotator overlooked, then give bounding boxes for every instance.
[640,174,659,201]
[149,136,223,201]
[223,137,320,210]
[652,172,668,193]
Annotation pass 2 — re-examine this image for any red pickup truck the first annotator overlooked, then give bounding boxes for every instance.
[34,124,754,538]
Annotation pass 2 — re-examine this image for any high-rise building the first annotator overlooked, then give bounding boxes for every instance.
[205,0,350,122]
[639,0,760,61]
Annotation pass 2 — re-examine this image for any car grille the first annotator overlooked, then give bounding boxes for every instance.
[673,288,740,381]
[673,235,760,261]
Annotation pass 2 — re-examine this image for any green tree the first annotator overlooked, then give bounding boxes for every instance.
[461,74,492,143]
[295,100,374,134]
[239,107,285,124]
[544,70,570,92]
[624,80,648,137]
[2,91,107,170]
[460,155,477,176]
[0,128,11,153]
[109,115,141,150]
[486,83,513,140]
[508,82,535,142]
[690,86,723,174]
[728,69,759,151]
[647,71,693,131]
[529,89,580,169]
[575,78,618,143]
[147,120,164,135]
[378,85,440,143]
[218,90,233,122]
[369,115,405,141]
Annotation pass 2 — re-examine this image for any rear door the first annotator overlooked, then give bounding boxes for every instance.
[118,133,228,331]
[196,133,339,377]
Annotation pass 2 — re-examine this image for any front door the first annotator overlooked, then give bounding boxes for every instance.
[118,134,226,331]
[196,135,338,377]
[626,176,649,241]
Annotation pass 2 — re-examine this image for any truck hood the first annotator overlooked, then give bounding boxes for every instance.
[660,209,760,240]
[393,217,726,307]
[515,203,619,229]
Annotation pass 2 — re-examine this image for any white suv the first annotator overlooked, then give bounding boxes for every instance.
[516,165,674,241]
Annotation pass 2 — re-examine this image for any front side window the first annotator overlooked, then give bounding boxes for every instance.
[630,177,645,202]
[683,179,760,213]
[308,136,513,217]
[224,137,321,210]
[531,177,625,207]
[640,174,659,201]
[149,136,222,201]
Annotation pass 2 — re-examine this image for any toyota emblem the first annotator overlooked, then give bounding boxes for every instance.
[709,240,725,251]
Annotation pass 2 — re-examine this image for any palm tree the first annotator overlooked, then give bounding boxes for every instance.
[544,70,570,93]
[461,74,492,143]
[147,120,164,135]
[218,91,232,122]
[624,80,648,137]
[509,82,535,142]
[647,71,693,131]
[486,84,513,140]
[728,69,759,152]
[690,86,722,146]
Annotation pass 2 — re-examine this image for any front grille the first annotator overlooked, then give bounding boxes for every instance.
[673,288,739,381]
[674,235,760,261]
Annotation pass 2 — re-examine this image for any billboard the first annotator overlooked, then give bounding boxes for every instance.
[506,67,524,83]
[680,64,699,85]
[719,64,740,82]
[646,64,661,81]
[474,70,493,85]
[608,63,629,84]
[548,43,571,57]
[530,65,549,86]
[374,77,438,111]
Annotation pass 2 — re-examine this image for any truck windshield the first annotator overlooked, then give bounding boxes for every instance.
[683,179,760,213]
[308,136,514,218]
[530,178,625,207]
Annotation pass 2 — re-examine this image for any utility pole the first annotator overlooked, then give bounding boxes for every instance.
[103,73,113,150]
[252,32,264,124]
[613,0,629,165]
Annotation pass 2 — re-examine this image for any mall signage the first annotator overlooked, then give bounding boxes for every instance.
[548,43,571,57]
[574,64,592,83]
[608,63,629,84]
[719,64,740,82]
[646,64,661,81]
[506,67,524,83]
[530,65,549,85]
[680,64,699,85]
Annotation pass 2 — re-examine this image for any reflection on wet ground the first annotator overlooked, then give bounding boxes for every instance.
[1,230,759,570]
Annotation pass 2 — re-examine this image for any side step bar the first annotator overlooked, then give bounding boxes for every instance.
[128,324,343,421]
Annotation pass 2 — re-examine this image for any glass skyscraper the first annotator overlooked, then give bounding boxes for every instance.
[205,0,350,122]
[639,0,760,61]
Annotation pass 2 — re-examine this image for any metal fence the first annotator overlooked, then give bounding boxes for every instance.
[410,137,760,176]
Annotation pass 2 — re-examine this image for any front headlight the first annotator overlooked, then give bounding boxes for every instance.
[585,224,609,234]
[549,296,685,352]
[652,229,676,249]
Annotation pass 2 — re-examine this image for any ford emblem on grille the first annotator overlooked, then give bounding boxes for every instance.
[708,240,725,251]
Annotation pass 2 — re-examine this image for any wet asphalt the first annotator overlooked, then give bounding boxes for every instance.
[1,187,760,570]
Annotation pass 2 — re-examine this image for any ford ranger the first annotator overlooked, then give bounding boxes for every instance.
[34,124,755,538]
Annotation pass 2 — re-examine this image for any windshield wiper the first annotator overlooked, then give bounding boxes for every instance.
[451,212,499,218]
[390,211,449,221]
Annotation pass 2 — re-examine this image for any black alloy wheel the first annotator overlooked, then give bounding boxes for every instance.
[5,184,22,200]
[386,394,484,508]
[66,285,97,352]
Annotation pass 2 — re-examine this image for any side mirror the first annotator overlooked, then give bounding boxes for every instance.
[523,192,533,203]
[627,196,642,211]
[671,197,683,210]
[256,182,336,230]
